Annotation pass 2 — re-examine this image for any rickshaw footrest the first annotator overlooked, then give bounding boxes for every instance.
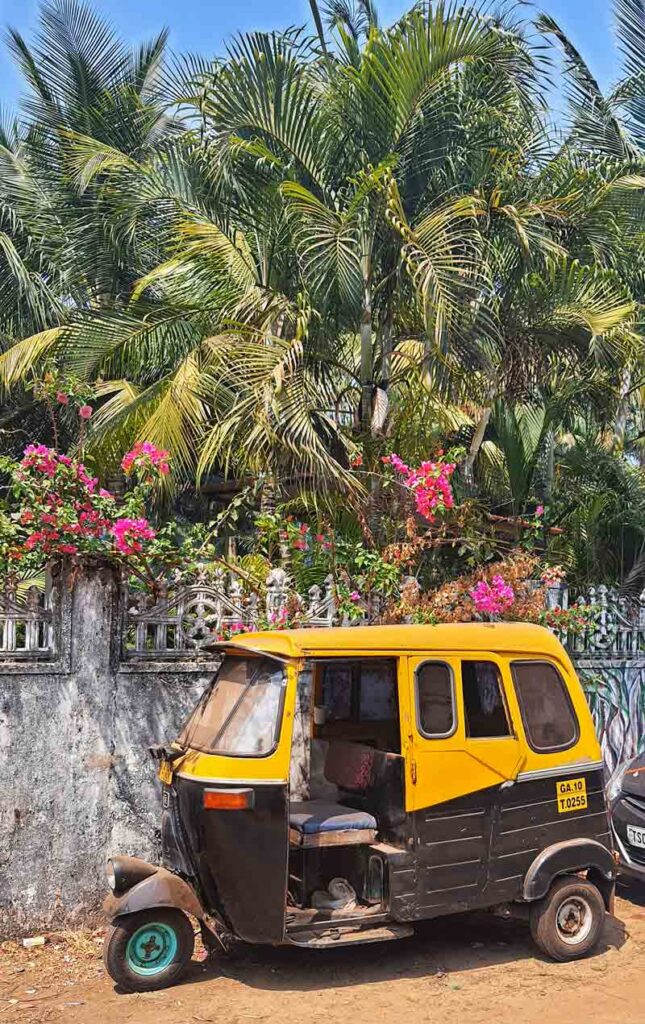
[286,923,413,948]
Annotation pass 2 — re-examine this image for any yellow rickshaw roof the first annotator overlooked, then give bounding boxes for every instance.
[217,621,566,661]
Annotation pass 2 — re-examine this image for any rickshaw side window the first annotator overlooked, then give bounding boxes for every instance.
[511,661,579,752]
[462,661,511,738]
[416,662,455,738]
[178,655,286,757]
[321,659,397,722]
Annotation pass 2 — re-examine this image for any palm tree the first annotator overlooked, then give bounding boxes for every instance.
[0,0,642,527]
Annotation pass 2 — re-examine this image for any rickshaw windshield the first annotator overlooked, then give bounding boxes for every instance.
[178,654,287,757]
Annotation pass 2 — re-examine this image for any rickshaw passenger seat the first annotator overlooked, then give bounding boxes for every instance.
[289,800,377,847]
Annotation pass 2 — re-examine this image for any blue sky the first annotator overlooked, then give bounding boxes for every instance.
[0,0,620,112]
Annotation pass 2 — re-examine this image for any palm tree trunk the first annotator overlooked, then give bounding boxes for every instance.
[360,259,373,433]
[463,406,492,489]
[612,367,631,451]
[544,429,555,505]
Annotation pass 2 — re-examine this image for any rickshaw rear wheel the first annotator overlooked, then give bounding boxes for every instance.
[529,876,605,962]
[103,907,195,992]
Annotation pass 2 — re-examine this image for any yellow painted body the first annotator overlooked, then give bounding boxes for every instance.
[176,622,602,813]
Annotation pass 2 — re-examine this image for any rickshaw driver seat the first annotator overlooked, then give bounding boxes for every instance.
[289,800,377,848]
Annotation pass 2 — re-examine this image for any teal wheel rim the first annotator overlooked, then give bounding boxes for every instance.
[125,922,178,976]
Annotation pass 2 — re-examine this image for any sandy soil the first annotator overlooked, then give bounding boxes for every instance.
[2,882,645,1024]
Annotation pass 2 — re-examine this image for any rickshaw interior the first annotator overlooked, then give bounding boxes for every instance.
[286,656,407,926]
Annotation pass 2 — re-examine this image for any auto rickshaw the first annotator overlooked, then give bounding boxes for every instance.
[103,622,616,991]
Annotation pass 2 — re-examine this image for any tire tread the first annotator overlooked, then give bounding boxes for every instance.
[529,876,605,962]
[103,908,195,992]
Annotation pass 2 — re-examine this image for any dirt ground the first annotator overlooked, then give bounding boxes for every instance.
[3,882,645,1024]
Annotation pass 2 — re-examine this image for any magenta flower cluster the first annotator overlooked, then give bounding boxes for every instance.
[470,575,515,616]
[383,452,456,522]
[121,441,170,476]
[111,517,156,555]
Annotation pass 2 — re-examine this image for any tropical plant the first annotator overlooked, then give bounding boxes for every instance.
[0,0,644,588]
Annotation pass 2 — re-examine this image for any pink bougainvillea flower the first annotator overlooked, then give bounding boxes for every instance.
[535,505,544,517]
[98,488,113,499]
[56,392,69,405]
[111,517,156,555]
[470,575,515,617]
[57,543,78,555]
[349,591,361,603]
[384,451,456,523]
[21,444,59,477]
[540,564,565,586]
[121,441,170,476]
[78,405,93,420]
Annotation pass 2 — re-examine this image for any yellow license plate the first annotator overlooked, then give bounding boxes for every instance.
[158,760,174,785]
[556,777,587,813]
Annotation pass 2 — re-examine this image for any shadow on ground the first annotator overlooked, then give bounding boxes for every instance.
[167,905,629,996]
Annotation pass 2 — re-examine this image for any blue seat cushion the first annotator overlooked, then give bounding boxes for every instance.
[290,800,377,835]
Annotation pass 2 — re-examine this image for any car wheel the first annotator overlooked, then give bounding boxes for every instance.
[103,908,195,992]
[529,876,606,962]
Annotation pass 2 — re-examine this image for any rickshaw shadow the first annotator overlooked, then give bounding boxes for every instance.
[617,877,645,908]
[178,909,628,993]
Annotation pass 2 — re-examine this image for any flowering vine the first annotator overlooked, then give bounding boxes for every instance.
[0,442,169,582]
[470,575,515,616]
[382,452,456,522]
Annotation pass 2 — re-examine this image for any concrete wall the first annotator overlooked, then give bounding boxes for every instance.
[0,564,210,936]
[1,562,644,936]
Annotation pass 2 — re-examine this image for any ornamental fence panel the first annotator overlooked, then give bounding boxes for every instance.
[120,567,337,657]
[3,569,645,661]
[0,576,54,657]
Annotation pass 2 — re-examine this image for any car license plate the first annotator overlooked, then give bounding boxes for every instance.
[627,824,645,849]
[556,776,587,813]
[158,760,174,785]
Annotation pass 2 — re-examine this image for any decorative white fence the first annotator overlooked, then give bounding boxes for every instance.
[0,578,54,657]
[3,570,645,661]
[120,567,337,656]
[546,583,645,658]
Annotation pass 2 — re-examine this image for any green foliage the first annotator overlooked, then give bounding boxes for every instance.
[0,0,643,588]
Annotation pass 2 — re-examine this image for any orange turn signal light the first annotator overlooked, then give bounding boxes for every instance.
[203,788,254,811]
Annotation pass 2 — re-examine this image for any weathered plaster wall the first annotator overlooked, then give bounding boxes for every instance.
[0,565,210,936]
[1,563,644,936]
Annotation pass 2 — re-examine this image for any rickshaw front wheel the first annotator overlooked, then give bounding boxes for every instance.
[529,876,605,962]
[103,907,195,992]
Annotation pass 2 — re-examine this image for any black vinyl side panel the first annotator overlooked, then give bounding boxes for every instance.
[408,766,610,919]
[489,766,609,902]
[412,791,492,916]
[174,777,288,943]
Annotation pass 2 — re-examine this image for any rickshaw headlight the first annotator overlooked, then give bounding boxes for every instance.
[106,859,116,892]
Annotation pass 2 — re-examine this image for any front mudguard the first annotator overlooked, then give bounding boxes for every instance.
[103,860,207,924]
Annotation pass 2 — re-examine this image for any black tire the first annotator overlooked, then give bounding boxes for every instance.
[103,908,195,992]
[529,876,606,962]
